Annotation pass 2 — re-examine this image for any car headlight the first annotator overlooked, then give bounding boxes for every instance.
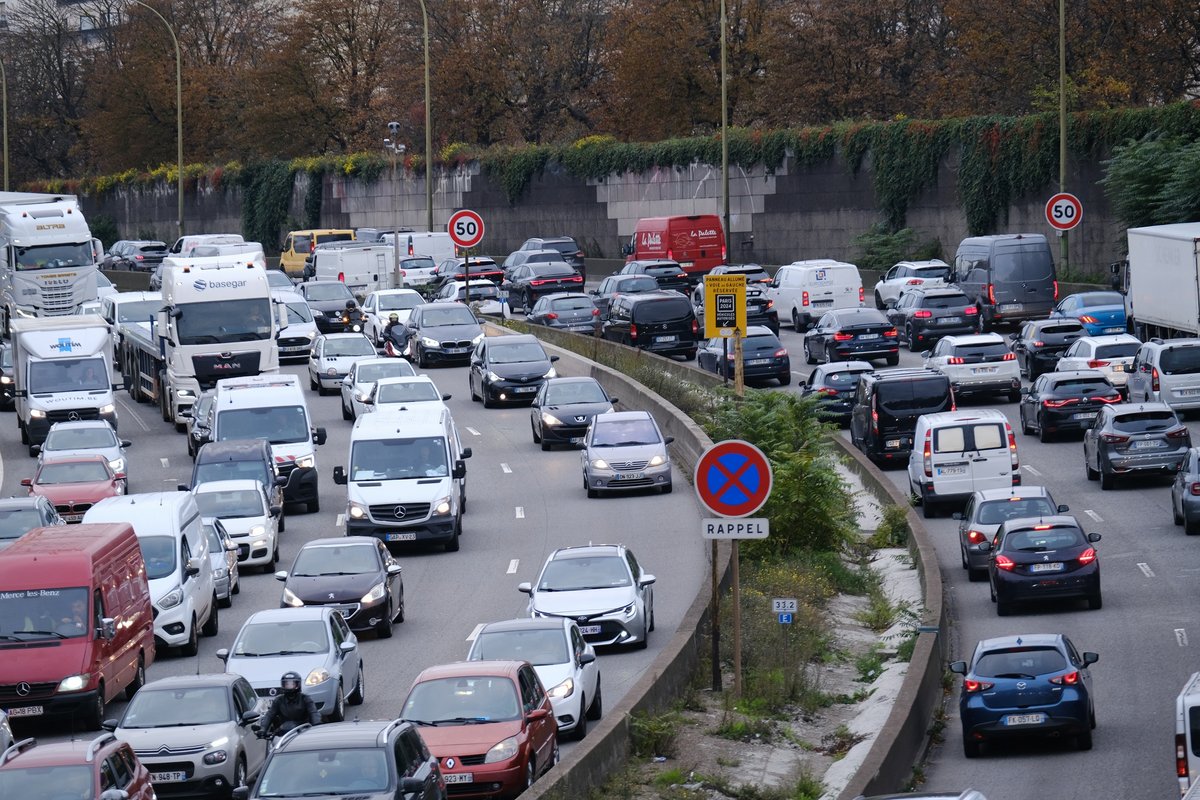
[361,582,386,604]
[12,307,35,319]
[213,566,228,580]
[99,403,116,414]
[326,367,338,376]
[312,309,324,317]
[108,457,125,473]
[547,677,575,699]
[348,501,368,519]
[484,735,519,764]
[486,371,502,383]
[305,668,331,686]
[471,333,485,345]
[29,408,46,419]
[543,367,557,379]
[591,458,610,470]
[57,673,90,692]
[176,389,195,399]
[0,376,11,384]
[542,412,564,426]
[202,750,228,766]
[249,524,266,538]
[647,454,666,467]
[432,496,452,516]
[296,455,315,469]
[621,602,637,619]
[252,538,268,548]
[421,336,440,348]
[282,587,304,607]
[158,585,184,609]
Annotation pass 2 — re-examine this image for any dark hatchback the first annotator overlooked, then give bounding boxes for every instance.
[696,326,791,385]
[185,389,216,458]
[1010,319,1086,380]
[885,286,980,351]
[803,308,900,366]
[1084,401,1191,489]
[1018,371,1120,441]
[275,537,404,638]
[505,262,585,313]
[603,291,700,359]
[432,257,504,289]
[401,303,483,367]
[590,274,659,320]
[530,376,616,449]
[527,292,600,332]
[468,334,558,406]
[986,516,1103,615]
[800,361,873,425]
[299,281,359,333]
[619,259,692,292]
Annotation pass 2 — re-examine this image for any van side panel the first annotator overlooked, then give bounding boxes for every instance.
[630,216,726,275]
[955,235,1057,327]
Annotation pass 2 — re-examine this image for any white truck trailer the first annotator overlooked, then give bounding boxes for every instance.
[10,315,117,453]
[1124,222,1200,340]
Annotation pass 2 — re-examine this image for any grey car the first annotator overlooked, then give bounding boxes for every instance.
[519,543,656,649]
[0,495,64,551]
[216,606,365,723]
[106,673,269,798]
[953,487,1068,582]
[35,420,131,481]
[580,411,674,496]
[1083,402,1191,489]
[1170,447,1200,535]
[205,516,241,607]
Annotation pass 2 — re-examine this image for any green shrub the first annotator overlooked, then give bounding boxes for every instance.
[630,711,681,758]
[868,504,910,548]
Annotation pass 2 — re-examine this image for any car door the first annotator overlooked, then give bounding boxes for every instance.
[469,338,487,393]
[1172,448,1194,514]
[1011,323,1031,370]
[570,622,598,704]
[518,666,556,769]
[626,548,653,619]
[1023,374,1046,427]
[233,677,269,776]
[808,313,832,360]
[309,338,323,380]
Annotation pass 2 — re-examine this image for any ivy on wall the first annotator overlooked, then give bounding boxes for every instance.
[239,160,294,251]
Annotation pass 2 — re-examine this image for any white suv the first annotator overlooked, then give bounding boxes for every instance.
[872,259,952,308]
[923,333,1021,403]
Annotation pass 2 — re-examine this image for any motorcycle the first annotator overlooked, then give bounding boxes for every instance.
[383,325,409,358]
[339,309,365,333]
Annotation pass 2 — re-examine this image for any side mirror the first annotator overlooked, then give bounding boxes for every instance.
[949,661,967,674]
[269,505,282,517]
[361,397,374,405]
[1087,532,1102,542]
[275,475,287,486]
[550,355,560,363]
[1082,652,1099,666]
[99,617,116,641]
[400,778,425,795]
[579,652,596,665]
[226,541,239,552]
[1020,387,1030,396]
[461,447,472,459]
[177,483,189,491]
[920,351,931,359]
[19,478,31,487]
[387,564,402,576]
[232,787,251,800]
[1057,504,1069,512]
[639,574,657,586]
[951,512,963,521]
[979,541,992,552]
[609,397,619,405]
[517,582,532,594]
[338,640,356,654]
[442,393,452,401]
[452,461,466,480]
[240,709,261,725]
[663,436,674,445]
[1009,333,1019,341]
[274,570,288,581]
[333,466,348,485]
[102,718,119,732]
[185,558,201,576]
[883,298,896,309]
[313,427,327,446]
[526,707,550,721]
[216,648,230,662]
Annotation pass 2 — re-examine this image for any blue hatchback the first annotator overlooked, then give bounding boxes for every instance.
[1049,291,1127,336]
[951,633,1099,757]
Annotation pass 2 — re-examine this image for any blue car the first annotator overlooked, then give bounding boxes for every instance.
[1049,291,1127,336]
[951,633,1099,757]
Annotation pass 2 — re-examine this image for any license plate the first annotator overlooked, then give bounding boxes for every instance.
[679,261,694,268]
[614,472,645,480]
[514,386,538,393]
[569,437,584,445]
[748,358,772,365]
[386,532,417,542]
[1030,562,1064,573]
[151,772,188,783]
[936,465,967,476]
[972,366,997,374]
[444,773,474,784]
[5,706,42,717]
[62,513,83,522]
[580,625,602,635]
[999,303,1022,312]
[655,335,676,343]
[1133,439,1164,449]
[1073,412,1097,420]
[857,333,880,340]
[445,347,470,354]
[813,300,832,306]
[1177,388,1200,397]
[1004,713,1046,726]
[1104,327,1124,333]
[885,439,901,449]
[940,317,961,324]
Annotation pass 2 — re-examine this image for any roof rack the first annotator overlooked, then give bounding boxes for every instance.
[85,732,116,762]
[377,719,405,746]
[275,723,311,750]
[0,738,36,766]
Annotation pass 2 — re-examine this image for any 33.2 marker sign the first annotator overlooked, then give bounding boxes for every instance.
[447,209,486,249]
[1045,193,1082,232]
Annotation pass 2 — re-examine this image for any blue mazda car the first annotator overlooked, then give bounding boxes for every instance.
[1049,291,1127,336]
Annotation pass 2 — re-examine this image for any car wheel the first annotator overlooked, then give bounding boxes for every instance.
[585,474,598,499]
[803,341,816,365]
[962,735,981,759]
[348,664,365,705]
[1088,592,1103,610]
[792,309,802,332]
[309,371,319,391]
[341,399,353,420]
[202,598,219,636]
[417,346,428,369]
[1020,409,1033,436]
[635,619,649,650]
[219,591,232,609]
[1007,389,1021,403]
[922,497,937,519]
[1099,468,1115,490]
[396,589,405,623]
[1085,456,1099,481]
[329,683,345,721]
[524,758,536,789]
[886,353,899,366]
[1173,496,1184,526]
[995,599,1012,617]
[906,325,921,352]
[1187,516,1200,536]
[307,497,320,514]
[445,517,461,552]
[180,615,199,656]
[1037,415,1051,443]
[234,756,247,793]
[124,654,146,701]
[1077,729,1093,751]
[82,682,105,731]
[874,291,885,310]
[231,572,240,595]
[572,695,589,740]
[377,602,394,638]
[587,678,603,720]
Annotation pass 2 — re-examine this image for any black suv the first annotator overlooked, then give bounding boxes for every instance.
[517,236,586,280]
[884,286,981,351]
[603,291,700,359]
[233,720,445,800]
[849,368,954,466]
[618,259,692,292]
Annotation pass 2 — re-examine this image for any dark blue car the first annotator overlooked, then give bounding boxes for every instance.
[1049,291,1127,336]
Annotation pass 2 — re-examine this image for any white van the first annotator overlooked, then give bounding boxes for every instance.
[83,491,217,654]
[189,241,267,269]
[908,409,1020,518]
[212,374,328,513]
[333,406,471,552]
[1179,673,1200,794]
[768,259,863,331]
[313,243,398,299]
[168,233,245,257]
[380,232,455,287]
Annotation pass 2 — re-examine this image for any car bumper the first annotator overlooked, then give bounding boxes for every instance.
[137,754,240,798]
[482,378,546,403]
[231,532,276,566]
[347,516,457,545]
[735,359,790,380]
[911,321,978,341]
[961,695,1090,741]
[282,465,319,504]
[541,422,589,444]
[1103,448,1188,474]
[1040,408,1104,432]
[437,758,526,800]
[832,342,898,360]
[25,408,119,444]
[536,611,646,647]
[421,345,473,363]
[315,371,349,389]
[747,311,780,333]
[278,340,313,361]
[864,432,914,463]
[986,303,1054,324]
[1081,322,1127,336]
[585,463,672,492]
[948,375,1020,395]
[304,679,342,717]
[154,602,194,647]
[993,566,1099,603]
[0,687,100,720]
[314,319,360,334]
[1027,350,1067,371]
[214,573,231,600]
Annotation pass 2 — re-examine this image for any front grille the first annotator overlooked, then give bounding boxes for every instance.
[608,477,655,488]
[54,502,92,515]
[43,287,75,313]
[255,687,280,698]
[369,502,431,521]
[135,744,206,758]
[448,784,485,796]
[279,337,312,349]
[610,460,648,471]
[0,682,57,701]
[313,602,360,619]
[439,340,473,349]
[277,462,297,478]
[458,755,487,767]
[46,407,101,423]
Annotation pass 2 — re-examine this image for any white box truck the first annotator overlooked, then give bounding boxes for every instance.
[1125,223,1200,340]
[10,315,117,453]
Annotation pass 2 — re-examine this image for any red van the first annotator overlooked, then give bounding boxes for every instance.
[624,215,727,277]
[0,523,156,730]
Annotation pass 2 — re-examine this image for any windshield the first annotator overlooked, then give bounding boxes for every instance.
[349,437,447,480]
[1051,378,1112,393]
[1112,411,1179,433]
[489,342,547,364]
[14,242,93,270]
[1038,323,1083,337]
[234,619,328,656]
[28,357,108,394]
[177,298,272,345]
[402,676,521,724]
[195,460,268,485]
[121,685,232,728]
[745,334,780,349]
[206,525,226,553]
[420,307,478,327]
[1161,346,1200,375]
[877,379,951,416]
[376,381,441,404]
[472,629,568,665]
[540,555,631,590]
[0,766,93,796]
[324,337,375,357]
[0,508,44,540]
[196,489,263,519]
[546,381,607,405]
[356,362,415,383]
[379,293,423,311]
[258,750,390,797]
[284,302,313,324]
[530,264,577,278]
[0,586,89,639]
[591,418,660,446]
[973,647,1066,677]
[45,425,117,451]
[454,285,500,300]
[305,282,354,302]
[216,406,309,445]
[140,536,177,581]
[116,299,161,323]
[977,497,1058,526]
[1077,292,1123,307]
[36,461,110,484]
[292,544,378,576]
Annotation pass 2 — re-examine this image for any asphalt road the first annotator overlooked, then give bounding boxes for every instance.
[8,358,708,756]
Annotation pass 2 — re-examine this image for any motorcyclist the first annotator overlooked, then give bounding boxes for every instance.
[258,672,319,738]
[383,312,403,341]
[342,299,364,331]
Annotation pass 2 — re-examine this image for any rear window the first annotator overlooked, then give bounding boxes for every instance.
[746,334,780,348]
[1039,323,1083,336]
[1095,342,1139,359]
[825,369,870,386]
[1160,346,1200,375]
[993,244,1055,283]
[922,293,970,309]
[137,244,167,254]
[1112,410,1178,433]
[973,646,1066,677]
[530,264,576,278]
[551,297,596,312]
[951,342,1010,358]
[1005,527,1084,551]
[876,378,951,416]
[316,233,354,245]
[932,422,1005,453]
[913,265,952,281]
[634,299,692,323]
[976,497,1057,525]
[1050,378,1111,393]
[546,241,580,257]
[647,264,685,276]
[1078,291,1123,307]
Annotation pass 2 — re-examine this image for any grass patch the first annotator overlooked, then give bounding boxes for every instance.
[855,650,884,683]
[631,711,681,759]
[821,724,866,758]
[653,768,688,787]
[713,710,775,742]
[867,504,910,548]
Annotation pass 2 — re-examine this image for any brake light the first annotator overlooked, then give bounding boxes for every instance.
[1076,548,1097,566]
[408,242,414,255]
[399,270,406,277]
[666,248,674,261]
[338,272,345,282]
[1100,433,1129,444]
[630,323,638,342]
[1032,341,1045,347]
[691,318,699,337]
[773,348,788,357]
[1096,395,1121,404]
[721,244,727,261]
[913,310,933,318]
[1079,315,1097,324]
[859,286,865,304]
[1050,670,1080,685]
[906,278,922,285]
[545,313,558,320]
[1190,482,1200,496]
[569,276,583,283]
[966,530,986,544]
[987,284,996,305]
[1007,423,1018,467]
[1001,352,1015,361]
[922,430,932,477]
[530,279,552,286]
[592,308,600,316]
[1053,279,1059,301]
[964,679,994,693]
[802,291,810,307]
[134,254,144,260]
[817,387,838,396]
[871,402,879,434]
[1087,359,1109,368]
[1179,734,1189,778]
[1167,428,1191,440]
[1043,398,1078,408]
[964,305,978,316]
[1152,366,1160,392]
[1033,524,1053,530]
[833,332,854,341]
[947,357,965,365]
[884,328,898,338]
[994,554,1015,571]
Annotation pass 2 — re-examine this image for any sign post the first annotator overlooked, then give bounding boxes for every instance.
[696,440,773,696]
[704,274,747,396]
[448,209,485,307]
[1045,192,1082,275]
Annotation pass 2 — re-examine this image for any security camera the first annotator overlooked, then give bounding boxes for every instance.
[387,121,400,134]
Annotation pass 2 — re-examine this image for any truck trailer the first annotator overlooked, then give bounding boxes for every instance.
[1124,222,1200,340]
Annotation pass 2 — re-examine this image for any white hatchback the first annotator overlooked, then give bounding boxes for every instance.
[361,288,424,345]
[364,376,450,413]
[923,333,1021,403]
[872,260,952,308]
[308,332,377,395]
[339,357,417,420]
[194,479,282,571]
[1055,333,1141,393]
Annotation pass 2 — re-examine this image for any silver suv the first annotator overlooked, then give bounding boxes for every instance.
[581,411,674,496]
[1127,338,1200,411]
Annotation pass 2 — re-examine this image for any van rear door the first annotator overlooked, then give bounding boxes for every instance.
[928,423,975,498]
[1178,672,1200,793]
[992,242,1057,317]
[668,215,725,275]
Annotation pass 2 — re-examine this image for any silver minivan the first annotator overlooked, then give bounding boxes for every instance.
[1126,338,1200,411]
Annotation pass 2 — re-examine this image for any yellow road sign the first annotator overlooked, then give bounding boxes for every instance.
[704,274,746,338]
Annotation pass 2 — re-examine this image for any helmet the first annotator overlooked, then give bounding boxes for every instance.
[345,299,357,309]
[281,671,302,697]
[389,313,399,322]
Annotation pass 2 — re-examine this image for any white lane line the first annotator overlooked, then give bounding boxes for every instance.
[160,457,169,468]
[507,559,519,574]
[1023,465,1042,477]
[336,513,345,527]
[117,396,150,431]
[466,623,485,642]
[466,427,481,436]
[1178,629,1190,647]
[515,506,525,519]
[1083,509,1104,523]
[501,463,512,474]
[1137,562,1155,578]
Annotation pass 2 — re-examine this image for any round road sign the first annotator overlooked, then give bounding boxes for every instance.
[447,209,485,249]
[1045,192,1082,231]
[693,440,773,518]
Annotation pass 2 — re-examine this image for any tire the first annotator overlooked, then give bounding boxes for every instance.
[202,599,219,637]
[124,654,146,701]
[417,346,428,369]
[307,497,320,514]
[1007,390,1021,403]
[309,372,319,391]
[377,602,394,638]
[83,682,105,731]
[886,353,899,366]
[962,736,981,759]
[233,757,247,795]
[1174,497,1184,526]
[1088,593,1103,610]
[1038,416,1051,443]
[1186,517,1200,536]
[635,619,649,650]
[661,481,673,494]
[328,683,345,722]
[524,759,536,790]
[777,371,791,386]
[907,325,921,352]
[792,309,802,332]
[572,696,589,740]
[348,665,365,705]
[874,291,885,310]
[445,520,461,552]
[804,341,816,365]
[396,590,405,623]
[922,501,936,519]
[1099,468,1115,490]
[180,615,199,656]
[1085,457,1099,481]
[278,513,285,533]
[1077,729,1093,751]
[1020,410,1033,436]
[587,679,602,720]
[219,591,232,609]
[341,400,353,420]
[996,600,1012,617]
[19,423,27,445]
[232,574,240,595]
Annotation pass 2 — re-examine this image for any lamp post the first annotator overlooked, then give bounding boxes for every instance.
[385,124,405,281]
[130,0,183,237]
[720,0,730,261]
[1058,0,1068,272]
[417,0,432,232]
[0,58,8,191]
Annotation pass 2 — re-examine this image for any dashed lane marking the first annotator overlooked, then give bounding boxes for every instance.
[160,458,169,468]
[515,507,525,519]
[501,463,512,473]
[507,559,519,574]
[1178,629,1189,647]
[1137,562,1155,578]
[466,427,481,436]
[1083,509,1103,523]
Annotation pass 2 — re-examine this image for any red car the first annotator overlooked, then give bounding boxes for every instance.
[22,454,126,523]
[0,732,155,799]
[400,660,559,799]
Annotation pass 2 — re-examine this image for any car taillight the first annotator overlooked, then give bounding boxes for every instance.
[967,530,986,544]
[408,242,415,255]
[1032,340,1045,347]
[666,248,674,261]
[871,403,878,434]
[134,254,144,260]
[963,679,994,693]
[1049,671,1080,686]
[1168,428,1191,440]
[1097,395,1121,404]
[1007,423,1018,469]
[906,278,922,285]
[884,328,898,338]
[833,331,853,341]
[1076,548,1097,566]
[987,284,996,305]
[721,244,727,261]
[773,348,787,357]
[338,272,345,282]
[530,279,551,286]
[802,290,810,307]
[859,286,865,304]
[1043,398,1078,408]
[569,276,583,283]
[1100,433,1129,444]
[630,323,638,341]
[1087,359,1109,368]
[913,310,933,318]
[922,430,932,477]
[1054,279,1060,301]
[399,270,406,277]
[818,387,838,396]
[592,308,600,316]
[1179,733,1190,778]
[691,318,699,336]
[1152,366,1160,392]
[964,305,978,316]
[1190,482,1200,496]
[1079,315,1097,324]
[994,554,1015,571]
[545,313,558,320]
[1001,352,1015,361]
[947,356,965,364]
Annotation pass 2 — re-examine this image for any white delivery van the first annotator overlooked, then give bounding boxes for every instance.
[313,243,398,299]
[168,233,244,257]
[380,232,455,287]
[333,406,471,552]
[83,491,217,654]
[908,409,1020,518]
[769,259,863,331]
[1179,672,1200,795]
[211,374,327,513]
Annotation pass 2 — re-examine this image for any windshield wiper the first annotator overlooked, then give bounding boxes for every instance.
[18,629,67,639]
[406,719,436,727]
[429,717,490,725]
[251,650,315,656]
[991,672,1036,679]
[184,335,222,344]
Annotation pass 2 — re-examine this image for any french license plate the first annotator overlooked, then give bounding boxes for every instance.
[972,366,997,374]
[1133,439,1164,449]
[151,772,188,783]
[999,303,1022,312]
[1004,713,1046,726]
[679,261,694,268]
[813,300,832,306]
[1104,327,1124,333]
[514,386,538,393]
[886,439,901,449]
[5,706,42,717]
[936,465,967,476]
[386,532,417,542]
[580,625,602,635]
[1177,388,1200,397]
[1030,562,1064,573]
[443,773,474,784]
[1073,412,1097,420]
[748,358,772,365]
[445,347,470,354]
[62,513,83,522]
[940,317,961,324]
[857,333,880,340]
[655,335,677,343]
[614,472,645,481]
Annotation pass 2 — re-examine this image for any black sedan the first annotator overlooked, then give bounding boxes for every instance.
[803,308,899,366]
[799,361,873,425]
[1010,319,1086,380]
[528,292,600,332]
[530,376,616,450]
[1084,401,1191,489]
[275,536,405,638]
[400,303,484,367]
[986,516,1102,615]
[298,281,359,333]
[432,257,504,290]
[619,259,692,292]
[885,286,980,351]
[1018,371,1120,442]
[468,333,558,407]
[504,262,585,313]
[590,274,659,320]
[696,326,791,385]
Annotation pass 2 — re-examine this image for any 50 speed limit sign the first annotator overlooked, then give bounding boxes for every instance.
[1045,193,1082,231]
[447,209,485,249]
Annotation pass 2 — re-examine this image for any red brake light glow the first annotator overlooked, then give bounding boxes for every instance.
[994,554,1015,571]
[914,310,932,319]
[906,278,922,285]
[833,332,854,341]
[922,430,932,478]
[967,530,986,544]
[1043,398,1078,408]
[1054,280,1060,301]
[802,291,810,307]
[947,357,965,365]
[629,323,638,341]
[1100,433,1128,444]
[1079,315,1097,324]
[1050,670,1080,685]
[859,286,865,304]
[774,348,788,357]
[964,306,979,316]
[1077,548,1097,566]
[1152,366,1160,392]
[987,284,996,305]
[1087,359,1109,368]
[544,312,558,320]
[1001,352,1016,361]
[964,679,994,693]
[1190,482,1200,496]
[884,328,898,338]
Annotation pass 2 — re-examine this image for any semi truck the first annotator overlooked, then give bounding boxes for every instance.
[9,315,117,454]
[120,255,284,427]
[1118,222,1200,340]
[0,192,101,331]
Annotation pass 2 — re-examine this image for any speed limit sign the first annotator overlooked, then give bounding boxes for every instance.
[447,209,485,249]
[1045,193,1083,231]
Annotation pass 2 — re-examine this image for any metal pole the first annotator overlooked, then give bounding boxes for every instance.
[0,59,8,191]
[391,149,399,281]
[419,0,433,232]
[1058,0,1068,274]
[732,539,741,697]
[722,337,729,386]
[720,0,731,260]
[710,540,721,692]
[131,1,183,237]
[733,329,744,398]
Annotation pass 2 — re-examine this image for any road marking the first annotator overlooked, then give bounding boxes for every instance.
[466,427,481,436]
[1083,509,1103,523]
[515,506,525,519]
[1023,465,1041,477]
[1178,629,1189,647]
[1137,562,1155,578]
[507,559,519,574]
[336,513,345,527]
[160,457,169,468]
[466,623,485,642]
[501,463,512,474]
[116,396,150,431]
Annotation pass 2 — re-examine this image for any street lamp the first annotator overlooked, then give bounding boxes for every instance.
[129,0,183,237]
[417,0,432,232]
[1058,0,1069,273]
[385,123,405,282]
